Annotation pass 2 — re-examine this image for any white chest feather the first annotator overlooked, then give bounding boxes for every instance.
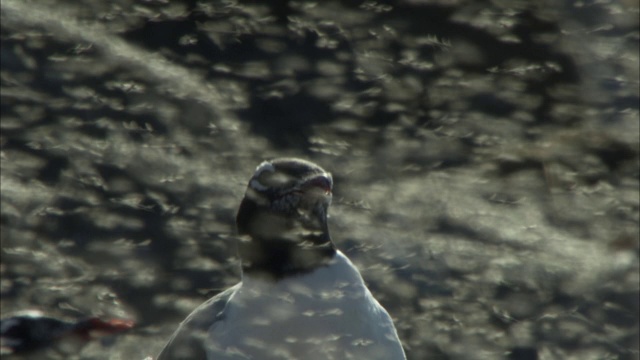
[206,252,405,360]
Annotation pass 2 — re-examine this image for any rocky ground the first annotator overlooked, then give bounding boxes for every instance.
[1,1,638,359]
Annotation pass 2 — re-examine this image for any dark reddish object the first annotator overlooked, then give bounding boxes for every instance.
[0,312,134,355]
[304,175,333,194]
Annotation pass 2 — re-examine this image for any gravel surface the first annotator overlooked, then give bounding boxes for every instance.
[1,1,638,359]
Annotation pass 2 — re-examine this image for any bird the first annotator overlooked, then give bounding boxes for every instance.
[156,158,406,360]
[0,310,134,356]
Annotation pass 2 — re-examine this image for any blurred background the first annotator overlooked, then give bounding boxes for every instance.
[1,0,638,359]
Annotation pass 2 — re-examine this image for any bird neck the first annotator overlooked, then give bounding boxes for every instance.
[236,194,336,280]
[238,234,336,281]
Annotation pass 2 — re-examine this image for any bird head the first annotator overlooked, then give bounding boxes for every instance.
[236,158,333,243]
[235,158,336,279]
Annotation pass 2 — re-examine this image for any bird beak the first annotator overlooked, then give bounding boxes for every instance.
[301,174,333,196]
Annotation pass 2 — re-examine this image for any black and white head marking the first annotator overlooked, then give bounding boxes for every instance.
[236,158,336,280]
[238,158,333,238]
